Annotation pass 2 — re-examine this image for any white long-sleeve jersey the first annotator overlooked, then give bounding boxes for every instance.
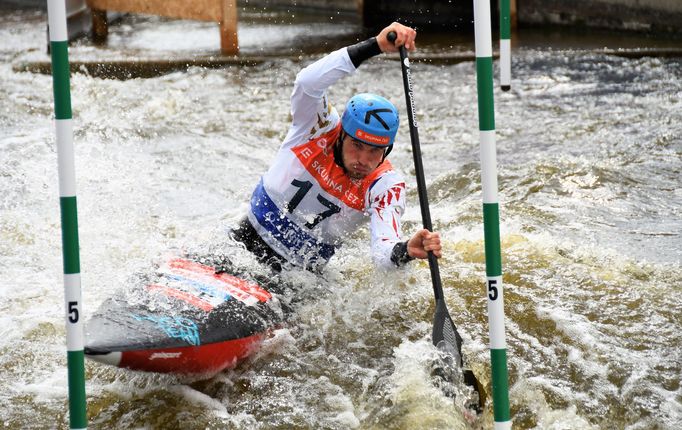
[247,47,408,270]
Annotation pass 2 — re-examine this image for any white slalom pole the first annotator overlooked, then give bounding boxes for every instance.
[46,0,88,428]
[473,0,512,428]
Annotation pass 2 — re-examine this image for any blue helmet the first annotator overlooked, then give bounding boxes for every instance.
[341,93,399,149]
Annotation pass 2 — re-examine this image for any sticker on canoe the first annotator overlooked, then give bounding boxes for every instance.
[132,314,201,346]
[146,258,272,311]
[149,352,182,360]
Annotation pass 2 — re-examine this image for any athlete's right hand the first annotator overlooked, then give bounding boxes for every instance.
[406,229,442,260]
[377,22,417,53]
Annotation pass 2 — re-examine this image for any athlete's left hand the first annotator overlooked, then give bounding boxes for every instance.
[377,22,417,53]
[407,229,442,259]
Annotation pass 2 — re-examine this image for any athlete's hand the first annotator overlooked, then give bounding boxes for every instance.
[377,22,417,53]
[407,229,442,259]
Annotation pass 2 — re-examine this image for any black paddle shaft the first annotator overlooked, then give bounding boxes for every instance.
[387,31,484,409]
[387,32,444,302]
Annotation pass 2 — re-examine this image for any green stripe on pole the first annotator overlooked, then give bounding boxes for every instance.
[475,57,495,131]
[60,196,80,275]
[67,350,87,428]
[482,203,502,276]
[50,41,72,120]
[500,0,511,39]
[490,348,511,421]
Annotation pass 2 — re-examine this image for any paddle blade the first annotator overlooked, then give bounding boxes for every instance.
[432,299,464,367]
[432,299,485,412]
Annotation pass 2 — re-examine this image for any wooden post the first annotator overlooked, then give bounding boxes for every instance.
[86,0,238,53]
[220,0,238,55]
[511,0,517,31]
[356,0,364,25]
[91,8,108,43]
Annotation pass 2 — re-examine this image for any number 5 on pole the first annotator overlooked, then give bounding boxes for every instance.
[68,301,80,323]
[488,280,499,301]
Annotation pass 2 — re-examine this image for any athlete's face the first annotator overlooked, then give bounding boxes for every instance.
[341,135,386,179]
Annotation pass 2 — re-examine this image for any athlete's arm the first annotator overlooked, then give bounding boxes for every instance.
[366,174,441,267]
[283,48,355,147]
[366,173,411,268]
[284,22,416,149]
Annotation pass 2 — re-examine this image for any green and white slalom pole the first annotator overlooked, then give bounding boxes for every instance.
[473,0,511,427]
[47,1,88,429]
[500,0,511,91]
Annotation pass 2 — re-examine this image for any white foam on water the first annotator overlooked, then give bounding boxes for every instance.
[385,338,473,430]
[511,380,599,430]
[168,384,228,417]
[16,367,70,401]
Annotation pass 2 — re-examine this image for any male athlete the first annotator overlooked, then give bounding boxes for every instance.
[233,22,441,272]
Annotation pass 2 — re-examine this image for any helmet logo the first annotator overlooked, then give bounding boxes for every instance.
[356,129,390,146]
[364,108,393,130]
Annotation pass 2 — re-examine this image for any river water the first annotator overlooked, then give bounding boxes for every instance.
[1,5,681,430]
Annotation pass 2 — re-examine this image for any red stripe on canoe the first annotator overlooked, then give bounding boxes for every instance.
[166,258,272,303]
[118,332,266,374]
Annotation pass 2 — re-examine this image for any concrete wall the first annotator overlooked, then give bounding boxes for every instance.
[518,0,682,34]
[243,0,489,31]
[240,0,359,15]
[245,0,680,34]
[361,0,483,31]
[1,0,93,42]
[0,0,45,7]
[5,0,678,35]
[1,0,86,13]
